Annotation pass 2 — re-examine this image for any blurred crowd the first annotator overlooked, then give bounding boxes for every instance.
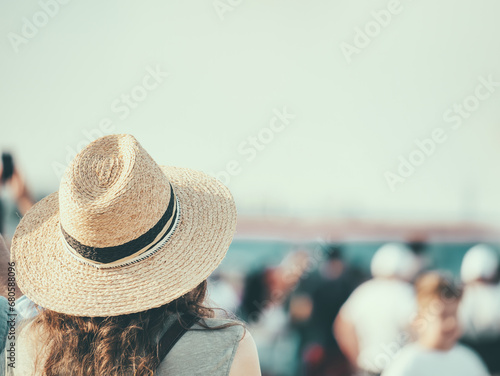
[208,241,500,376]
[2,157,500,376]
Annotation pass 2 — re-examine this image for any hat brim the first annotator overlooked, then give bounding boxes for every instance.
[11,166,237,317]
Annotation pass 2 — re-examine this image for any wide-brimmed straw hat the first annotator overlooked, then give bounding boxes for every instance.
[11,134,237,317]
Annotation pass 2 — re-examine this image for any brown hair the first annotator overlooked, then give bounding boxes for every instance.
[415,272,463,310]
[28,280,238,376]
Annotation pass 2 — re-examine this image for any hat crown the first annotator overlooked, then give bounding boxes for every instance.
[59,134,170,248]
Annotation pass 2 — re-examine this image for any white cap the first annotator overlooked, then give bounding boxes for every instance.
[461,244,498,283]
[371,243,418,280]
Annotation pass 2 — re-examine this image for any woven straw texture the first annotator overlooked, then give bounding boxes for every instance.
[10,135,237,317]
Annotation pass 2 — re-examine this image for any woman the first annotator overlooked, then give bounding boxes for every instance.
[4,134,261,375]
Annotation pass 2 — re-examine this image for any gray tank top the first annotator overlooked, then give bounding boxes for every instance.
[156,316,244,375]
[7,316,244,376]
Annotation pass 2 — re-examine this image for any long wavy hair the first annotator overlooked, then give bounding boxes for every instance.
[27,280,236,376]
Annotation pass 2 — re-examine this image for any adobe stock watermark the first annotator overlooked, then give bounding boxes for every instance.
[7,0,73,54]
[340,0,412,64]
[384,75,500,192]
[6,262,17,370]
[213,0,243,21]
[51,65,169,178]
[210,106,296,186]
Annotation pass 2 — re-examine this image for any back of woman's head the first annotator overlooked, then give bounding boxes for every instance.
[31,281,212,376]
[11,135,239,375]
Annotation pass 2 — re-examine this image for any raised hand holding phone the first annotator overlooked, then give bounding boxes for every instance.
[0,153,34,216]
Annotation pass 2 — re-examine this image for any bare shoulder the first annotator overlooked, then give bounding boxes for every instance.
[229,329,261,376]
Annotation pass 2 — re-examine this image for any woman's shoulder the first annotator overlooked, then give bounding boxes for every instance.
[8,317,44,375]
[184,317,246,349]
[188,317,246,348]
[195,317,245,331]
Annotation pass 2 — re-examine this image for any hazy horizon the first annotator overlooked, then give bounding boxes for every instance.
[2,0,500,223]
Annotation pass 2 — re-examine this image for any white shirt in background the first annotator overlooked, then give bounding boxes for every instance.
[381,343,490,376]
[341,278,417,373]
[459,283,500,341]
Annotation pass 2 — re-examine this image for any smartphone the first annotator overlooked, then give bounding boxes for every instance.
[1,152,14,183]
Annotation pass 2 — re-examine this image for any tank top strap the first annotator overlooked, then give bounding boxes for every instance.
[157,313,201,365]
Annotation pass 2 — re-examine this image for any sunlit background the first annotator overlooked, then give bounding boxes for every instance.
[2,1,500,375]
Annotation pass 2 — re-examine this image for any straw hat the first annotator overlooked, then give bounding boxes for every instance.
[11,134,237,317]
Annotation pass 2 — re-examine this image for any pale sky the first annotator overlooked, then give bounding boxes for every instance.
[1,0,500,223]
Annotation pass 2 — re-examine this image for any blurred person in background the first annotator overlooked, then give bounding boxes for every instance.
[240,250,308,376]
[334,243,419,375]
[0,152,34,236]
[290,244,364,376]
[382,272,489,376]
[208,271,242,314]
[407,235,430,278]
[459,244,500,375]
